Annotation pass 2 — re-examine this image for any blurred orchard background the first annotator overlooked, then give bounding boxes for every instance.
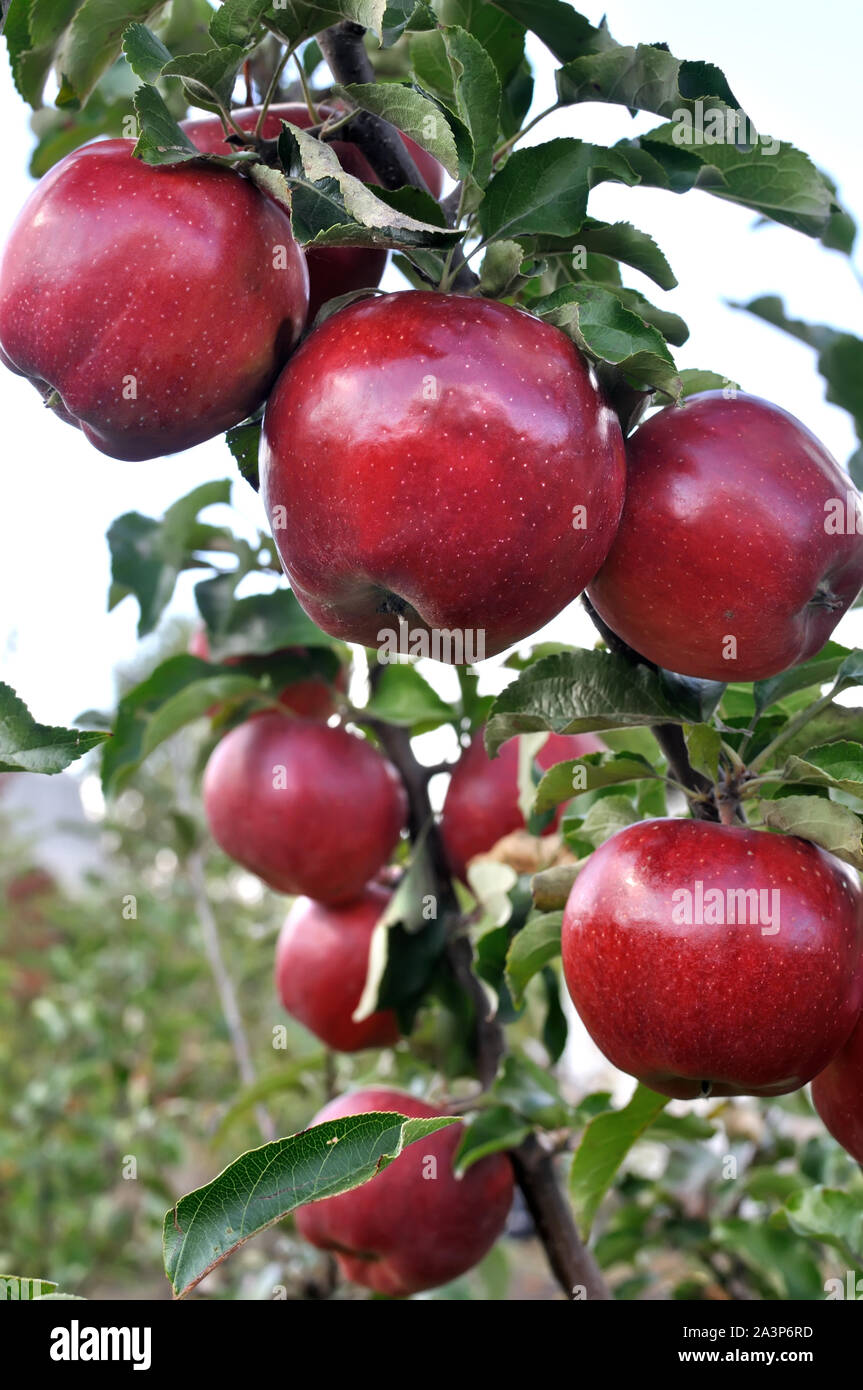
[2,0,863,1299]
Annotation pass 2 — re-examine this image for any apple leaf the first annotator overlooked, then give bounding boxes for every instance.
[0,1276,59,1299]
[122,20,171,82]
[780,742,863,797]
[5,0,82,107]
[107,479,233,635]
[163,1110,459,1298]
[362,663,454,730]
[505,911,562,1005]
[556,42,742,122]
[224,419,261,491]
[262,0,386,45]
[534,751,659,815]
[711,1219,827,1301]
[576,219,676,290]
[193,584,337,658]
[532,283,680,396]
[479,138,639,242]
[440,25,501,187]
[683,724,722,781]
[563,793,639,854]
[783,1187,863,1266]
[0,682,108,774]
[752,643,851,716]
[132,82,201,163]
[485,649,719,756]
[55,0,167,109]
[333,80,463,179]
[161,45,248,115]
[479,239,526,296]
[569,1084,668,1238]
[208,0,269,47]
[382,1,437,46]
[759,795,863,869]
[491,1053,573,1128]
[657,368,738,402]
[489,0,613,65]
[453,1106,530,1176]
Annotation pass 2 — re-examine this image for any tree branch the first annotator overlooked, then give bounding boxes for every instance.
[510,1135,612,1300]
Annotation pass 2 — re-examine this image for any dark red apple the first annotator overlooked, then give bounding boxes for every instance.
[0,140,308,461]
[189,627,344,720]
[587,392,863,681]
[202,714,407,902]
[261,292,626,660]
[441,727,605,881]
[561,818,863,1099]
[182,103,444,320]
[811,1010,863,1164]
[275,885,400,1052]
[295,1087,514,1295]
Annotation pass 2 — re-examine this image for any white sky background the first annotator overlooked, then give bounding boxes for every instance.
[1,0,863,726]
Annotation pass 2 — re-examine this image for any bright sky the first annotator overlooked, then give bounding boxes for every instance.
[2,0,862,727]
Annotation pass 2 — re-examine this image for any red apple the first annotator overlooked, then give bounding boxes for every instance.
[587,392,863,681]
[275,885,400,1052]
[189,627,344,720]
[0,140,308,461]
[295,1087,514,1295]
[561,818,863,1099]
[202,713,407,902]
[181,103,444,320]
[261,292,626,660]
[811,1010,863,1164]
[441,727,605,881]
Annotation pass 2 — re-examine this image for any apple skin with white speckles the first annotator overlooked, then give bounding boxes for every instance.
[182,104,444,321]
[811,1010,863,1164]
[295,1087,514,1296]
[587,392,863,681]
[561,819,863,1100]
[275,886,401,1052]
[0,139,308,461]
[260,292,627,661]
[441,727,605,881]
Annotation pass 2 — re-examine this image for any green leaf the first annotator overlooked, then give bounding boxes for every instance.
[163,1109,458,1297]
[334,80,461,179]
[0,682,107,773]
[107,480,232,635]
[505,911,562,1005]
[490,0,613,65]
[209,0,269,46]
[490,1053,572,1128]
[263,0,388,46]
[577,218,677,290]
[194,582,335,657]
[759,795,863,869]
[532,282,679,396]
[485,650,712,757]
[712,1219,826,1301]
[564,793,638,853]
[479,137,638,241]
[784,1187,863,1265]
[753,642,851,715]
[225,420,261,490]
[781,742,863,797]
[684,724,721,781]
[121,20,172,81]
[569,1084,667,1238]
[670,368,738,401]
[55,0,167,108]
[0,1276,59,1299]
[162,45,248,114]
[453,1105,530,1175]
[441,25,501,186]
[541,965,567,1061]
[132,82,201,163]
[363,663,454,729]
[556,42,741,122]
[479,239,526,296]
[534,751,659,815]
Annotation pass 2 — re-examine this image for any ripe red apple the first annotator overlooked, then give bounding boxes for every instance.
[202,714,407,902]
[561,818,863,1099]
[811,1010,863,1164]
[275,885,400,1052]
[441,727,605,881]
[261,292,626,660]
[189,627,344,720]
[182,103,444,320]
[587,392,863,681]
[295,1087,514,1295]
[0,139,308,461]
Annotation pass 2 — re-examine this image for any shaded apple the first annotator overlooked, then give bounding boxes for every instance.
[189,627,344,720]
[441,727,605,881]
[181,103,444,320]
[202,714,407,902]
[295,1087,514,1295]
[275,885,400,1052]
[561,818,863,1099]
[587,392,863,681]
[261,292,626,661]
[811,1009,863,1164]
[0,140,308,460]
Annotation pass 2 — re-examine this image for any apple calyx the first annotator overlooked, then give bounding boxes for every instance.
[808,581,843,612]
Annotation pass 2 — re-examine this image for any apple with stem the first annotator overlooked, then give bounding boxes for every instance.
[203,714,407,902]
[561,818,863,1099]
[0,140,308,460]
[261,292,626,661]
[275,885,400,1052]
[295,1087,514,1295]
[182,103,444,320]
[587,392,863,681]
[441,727,605,881]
